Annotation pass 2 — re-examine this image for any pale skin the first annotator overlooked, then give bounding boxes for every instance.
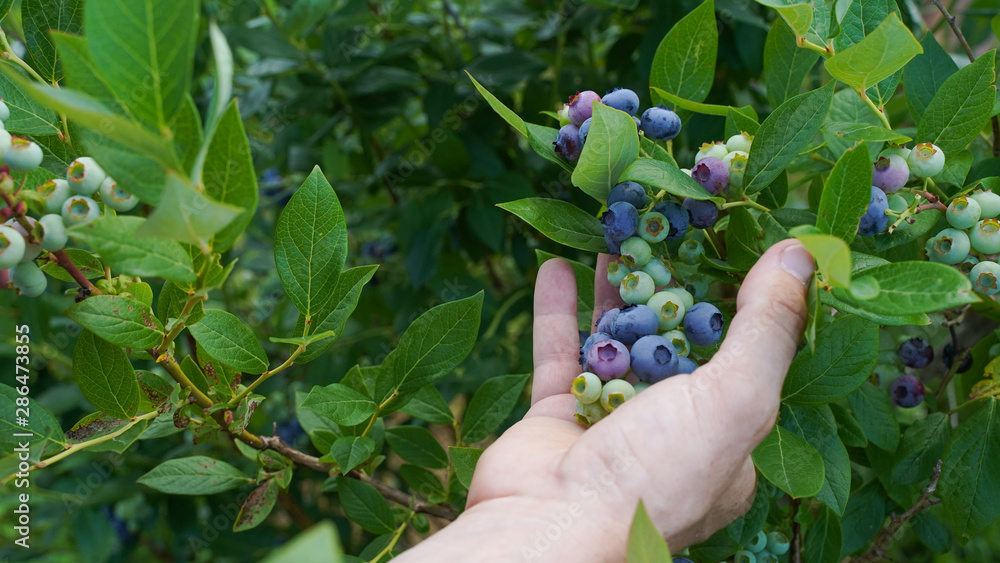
[396,239,815,562]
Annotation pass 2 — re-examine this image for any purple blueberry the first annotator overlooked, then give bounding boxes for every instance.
[675,356,699,375]
[858,187,889,237]
[640,106,681,141]
[568,91,602,126]
[897,337,933,369]
[872,155,909,193]
[890,374,925,408]
[596,308,620,334]
[579,118,593,146]
[630,335,680,383]
[554,124,582,161]
[691,157,729,195]
[581,332,612,368]
[608,181,647,208]
[682,197,719,229]
[683,302,724,346]
[586,339,631,381]
[602,201,639,242]
[602,88,640,115]
[610,304,660,346]
[652,200,689,240]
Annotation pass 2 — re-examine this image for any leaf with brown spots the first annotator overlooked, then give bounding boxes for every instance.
[233,479,279,532]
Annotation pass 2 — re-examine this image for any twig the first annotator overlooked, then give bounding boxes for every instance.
[790,498,803,563]
[852,460,943,562]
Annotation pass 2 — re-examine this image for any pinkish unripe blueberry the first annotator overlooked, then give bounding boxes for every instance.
[691,156,729,194]
[567,91,602,126]
[872,155,909,193]
[585,339,630,381]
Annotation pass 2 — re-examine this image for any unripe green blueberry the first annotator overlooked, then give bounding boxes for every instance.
[757,553,779,563]
[619,236,652,268]
[38,214,67,251]
[906,142,945,178]
[571,372,602,404]
[600,379,635,412]
[725,131,753,153]
[632,382,650,394]
[11,260,46,297]
[686,279,709,298]
[637,211,669,243]
[947,196,982,230]
[678,238,704,265]
[0,128,11,160]
[879,145,911,160]
[67,157,107,196]
[5,137,43,173]
[5,218,40,262]
[556,103,572,127]
[970,261,1000,295]
[620,271,655,304]
[724,151,749,190]
[607,260,631,287]
[646,290,687,330]
[926,228,971,264]
[574,399,606,426]
[970,218,1000,254]
[661,329,690,356]
[766,531,790,555]
[641,257,672,287]
[960,254,980,276]
[734,550,758,563]
[38,179,71,214]
[695,141,728,162]
[747,531,768,552]
[98,177,138,212]
[0,225,26,269]
[970,190,1000,219]
[61,195,101,226]
[0,100,10,121]
[666,286,694,310]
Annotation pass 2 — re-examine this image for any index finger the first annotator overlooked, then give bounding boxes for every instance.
[531,258,584,404]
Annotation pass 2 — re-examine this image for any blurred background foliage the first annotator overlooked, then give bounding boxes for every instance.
[3,0,1000,560]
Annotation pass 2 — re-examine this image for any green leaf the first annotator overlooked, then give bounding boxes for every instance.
[72,330,139,419]
[269,330,337,347]
[465,71,527,137]
[450,446,483,490]
[626,499,672,563]
[537,249,596,332]
[650,0,717,104]
[400,464,444,497]
[0,384,66,461]
[892,412,950,485]
[374,293,483,404]
[294,265,379,362]
[816,143,873,244]
[85,0,198,128]
[527,123,574,172]
[839,479,888,556]
[916,50,997,156]
[498,198,606,252]
[188,310,268,374]
[832,261,977,315]
[744,81,835,195]
[0,62,61,135]
[751,424,826,498]
[330,437,375,474]
[68,216,196,284]
[275,166,348,321]
[76,128,169,205]
[51,32,128,116]
[23,0,83,83]
[137,456,251,495]
[820,122,911,144]
[137,173,242,247]
[300,383,377,427]
[173,95,204,172]
[336,477,396,535]
[399,385,454,424]
[39,248,104,281]
[202,100,258,252]
[805,504,843,563]
[913,511,952,555]
[649,87,754,118]
[726,106,761,138]
[764,19,819,109]
[940,398,1000,541]
[461,373,530,444]
[386,426,448,469]
[904,32,959,123]
[726,206,764,271]
[233,479,279,532]
[571,103,640,200]
[619,158,720,201]
[830,402,868,447]
[726,477,770,544]
[793,232,852,288]
[782,315,878,406]
[754,0,813,42]
[834,0,903,107]
[261,521,342,563]
[847,381,899,451]
[780,404,851,515]
[825,13,921,93]
[66,295,164,350]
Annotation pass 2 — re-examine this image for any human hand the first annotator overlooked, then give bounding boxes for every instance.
[396,239,814,562]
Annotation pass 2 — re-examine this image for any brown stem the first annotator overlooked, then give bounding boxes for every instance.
[790,498,803,563]
[852,460,943,562]
[915,202,948,213]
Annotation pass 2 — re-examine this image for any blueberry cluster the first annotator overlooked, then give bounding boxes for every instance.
[0,104,138,297]
[553,88,682,160]
[924,187,1000,296]
[857,142,947,237]
[888,333,976,409]
[731,530,790,563]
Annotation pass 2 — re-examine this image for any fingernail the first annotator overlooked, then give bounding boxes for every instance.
[780,243,814,286]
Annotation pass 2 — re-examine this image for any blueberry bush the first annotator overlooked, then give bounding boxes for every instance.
[2,0,1000,561]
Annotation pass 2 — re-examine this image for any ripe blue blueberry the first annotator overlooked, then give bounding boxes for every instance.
[596,309,619,334]
[607,181,647,208]
[683,197,719,229]
[641,257,672,287]
[601,88,640,115]
[890,374,925,408]
[690,157,729,195]
[662,329,690,357]
[970,190,1000,218]
[646,290,687,330]
[38,179,71,214]
[630,335,679,383]
[926,228,971,265]
[571,372,603,404]
[857,187,888,237]
[678,238,704,265]
[674,355,698,375]
[567,91,602,126]
[0,225,26,269]
[554,124,582,161]
[748,531,768,552]
[619,237,652,268]
[652,200,690,239]
[99,177,138,212]
[637,211,669,243]
[11,261,46,297]
[943,343,972,373]
[970,261,1000,295]
[725,132,753,153]
[766,531,790,555]
[872,155,909,193]
[970,218,1000,254]
[947,196,982,230]
[38,214,67,252]
[62,195,101,226]
[585,339,631,381]
[600,379,636,412]
[67,157,107,196]
[695,142,728,162]
[640,106,681,141]
[604,233,621,255]
[620,270,655,304]
[610,304,659,345]
[5,137,43,173]
[578,118,592,146]
[607,261,631,287]
[684,302,724,346]
[907,142,946,178]
[897,337,933,369]
[601,201,639,242]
